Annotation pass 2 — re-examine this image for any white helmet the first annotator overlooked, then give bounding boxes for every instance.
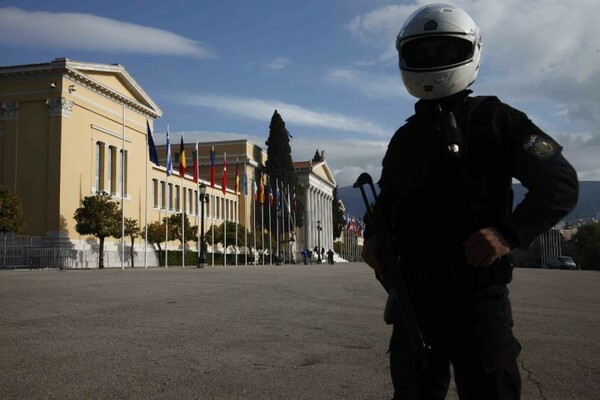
[396,4,482,100]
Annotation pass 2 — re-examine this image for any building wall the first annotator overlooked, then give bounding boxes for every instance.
[1,59,339,266]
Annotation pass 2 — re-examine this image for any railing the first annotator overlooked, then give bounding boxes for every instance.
[0,234,76,269]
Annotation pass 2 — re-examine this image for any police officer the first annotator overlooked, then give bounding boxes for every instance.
[361,4,578,399]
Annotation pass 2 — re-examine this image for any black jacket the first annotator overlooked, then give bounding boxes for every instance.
[373,91,578,275]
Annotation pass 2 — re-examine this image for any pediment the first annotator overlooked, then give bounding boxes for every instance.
[65,59,162,118]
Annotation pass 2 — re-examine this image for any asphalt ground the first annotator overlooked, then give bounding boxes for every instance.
[0,263,598,400]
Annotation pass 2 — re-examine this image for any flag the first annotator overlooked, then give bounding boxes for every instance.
[243,170,249,197]
[292,190,297,212]
[221,152,227,195]
[166,127,173,176]
[146,120,160,166]
[179,134,186,176]
[275,179,281,210]
[210,146,215,187]
[286,184,291,213]
[192,141,198,183]
[253,178,258,201]
[259,173,265,204]
[268,176,274,206]
[234,162,240,195]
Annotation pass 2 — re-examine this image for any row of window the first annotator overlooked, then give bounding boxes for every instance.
[95,141,236,222]
[95,142,128,195]
[151,179,237,222]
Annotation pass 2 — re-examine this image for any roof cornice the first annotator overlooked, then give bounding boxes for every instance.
[0,58,162,119]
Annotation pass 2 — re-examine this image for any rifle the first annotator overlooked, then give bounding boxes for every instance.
[353,172,429,368]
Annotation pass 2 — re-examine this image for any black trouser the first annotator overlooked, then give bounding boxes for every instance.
[389,285,521,400]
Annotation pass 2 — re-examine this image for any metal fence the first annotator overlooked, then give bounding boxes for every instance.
[0,234,76,269]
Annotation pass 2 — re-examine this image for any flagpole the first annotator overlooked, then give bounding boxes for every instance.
[210,146,215,267]
[145,120,160,268]
[292,186,297,262]
[261,202,264,266]
[244,165,248,266]
[235,196,238,266]
[165,175,169,269]
[165,125,172,269]
[235,159,239,267]
[121,103,125,270]
[144,120,149,269]
[223,152,227,267]
[253,176,257,265]
[195,141,200,262]
[211,186,215,267]
[180,132,186,268]
[268,176,272,265]
[287,183,293,263]
[275,178,279,265]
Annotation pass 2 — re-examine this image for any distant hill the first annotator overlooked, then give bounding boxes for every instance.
[339,181,599,221]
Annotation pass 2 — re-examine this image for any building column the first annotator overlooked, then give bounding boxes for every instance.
[327,194,332,250]
[305,186,311,250]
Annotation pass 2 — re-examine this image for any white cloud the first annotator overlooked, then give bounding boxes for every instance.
[181,94,390,137]
[550,130,600,181]
[262,56,291,71]
[347,3,413,63]
[348,0,600,147]
[0,7,214,58]
[326,67,410,100]
[288,135,389,187]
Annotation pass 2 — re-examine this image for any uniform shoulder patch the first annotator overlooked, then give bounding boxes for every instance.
[523,135,556,160]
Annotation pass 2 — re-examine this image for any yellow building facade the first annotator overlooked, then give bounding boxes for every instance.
[0,58,338,267]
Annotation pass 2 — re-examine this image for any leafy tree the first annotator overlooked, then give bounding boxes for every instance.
[0,188,25,234]
[164,213,197,247]
[147,221,165,252]
[113,218,142,267]
[213,221,253,249]
[331,186,345,240]
[573,222,600,270]
[264,110,303,232]
[73,192,120,269]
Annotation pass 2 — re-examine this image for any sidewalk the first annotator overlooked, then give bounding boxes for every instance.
[1,264,598,399]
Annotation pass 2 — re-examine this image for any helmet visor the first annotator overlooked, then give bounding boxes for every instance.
[400,36,474,69]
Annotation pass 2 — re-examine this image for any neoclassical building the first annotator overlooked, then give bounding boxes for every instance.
[294,151,337,253]
[0,58,338,266]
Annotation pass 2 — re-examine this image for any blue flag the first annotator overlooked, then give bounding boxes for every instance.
[166,127,173,176]
[146,120,160,166]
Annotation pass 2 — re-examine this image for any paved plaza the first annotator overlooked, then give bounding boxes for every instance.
[1,263,598,399]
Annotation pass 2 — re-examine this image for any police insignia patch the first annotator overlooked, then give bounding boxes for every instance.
[523,135,555,160]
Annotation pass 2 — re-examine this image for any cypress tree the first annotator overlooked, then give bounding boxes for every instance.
[264,110,304,238]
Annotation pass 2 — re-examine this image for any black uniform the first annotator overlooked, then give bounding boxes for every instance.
[373,90,578,399]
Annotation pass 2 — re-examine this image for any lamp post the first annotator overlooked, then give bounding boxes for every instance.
[316,219,322,264]
[197,183,209,268]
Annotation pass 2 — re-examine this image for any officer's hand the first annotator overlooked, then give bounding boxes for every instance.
[362,237,385,279]
[463,227,511,267]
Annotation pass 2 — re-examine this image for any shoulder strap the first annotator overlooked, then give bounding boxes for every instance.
[445,96,496,180]
[463,95,496,119]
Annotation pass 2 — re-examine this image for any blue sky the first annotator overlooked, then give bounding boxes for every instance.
[1,0,599,187]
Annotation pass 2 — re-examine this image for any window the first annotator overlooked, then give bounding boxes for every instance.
[152,179,158,208]
[120,149,128,196]
[194,190,198,215]
[160,181,166,209]
[108,146,116,194]
[95,142,105,192]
